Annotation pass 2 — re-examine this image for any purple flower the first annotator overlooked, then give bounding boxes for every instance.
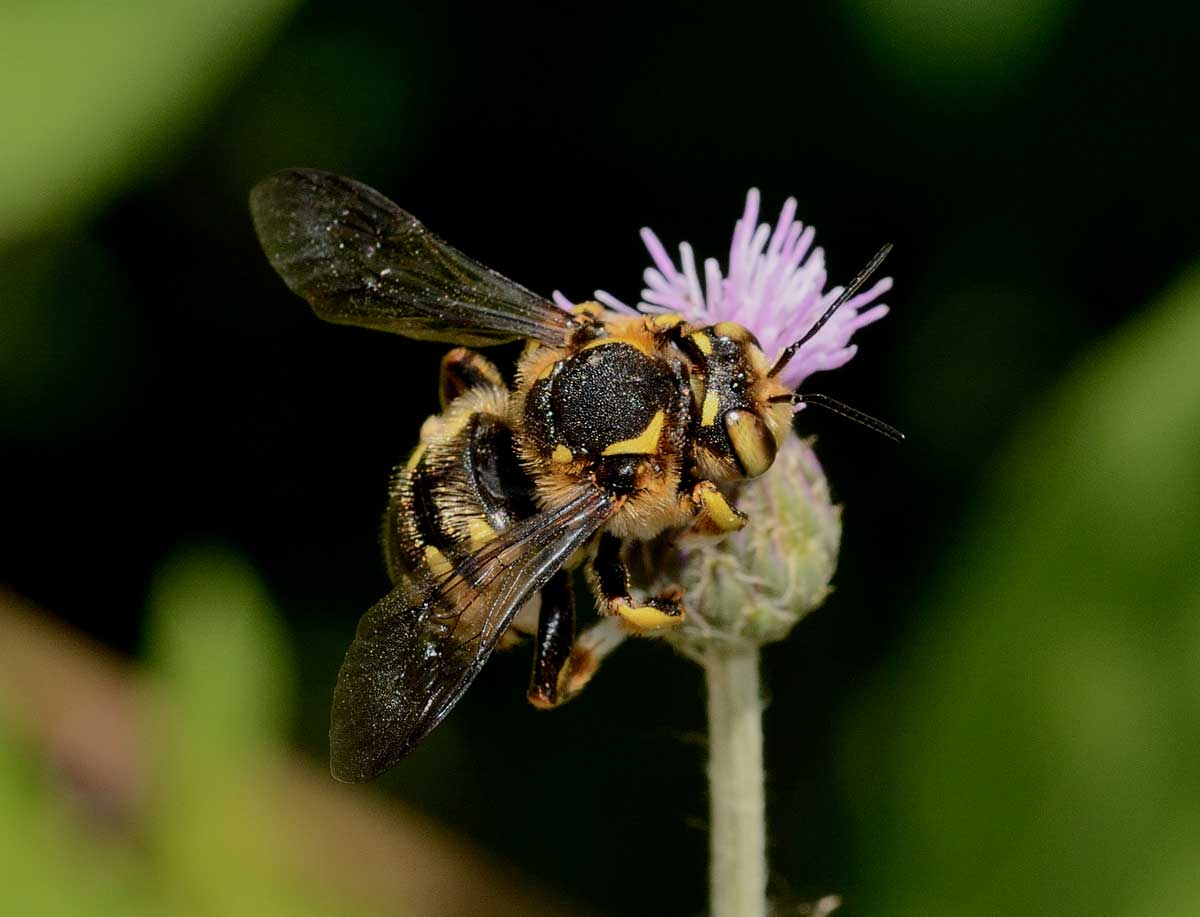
[559,189,892,393]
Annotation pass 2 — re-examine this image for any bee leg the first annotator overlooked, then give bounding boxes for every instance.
[558,618,628,700]
[587,533,685,633]
[683,480,748,537]
[527,570,576,708]
[439,347,505,408]
[528,573,629,708]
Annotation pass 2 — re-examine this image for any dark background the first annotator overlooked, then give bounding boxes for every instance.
[3,2,1199,915]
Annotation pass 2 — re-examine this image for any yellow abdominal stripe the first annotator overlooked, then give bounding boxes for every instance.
[405,443,427,471]
[602,410,665,456]
[466,516,497,548]
[424,545,453,579]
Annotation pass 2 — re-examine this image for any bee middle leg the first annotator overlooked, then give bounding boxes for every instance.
[439,347,505,408]
[587,533,685,633]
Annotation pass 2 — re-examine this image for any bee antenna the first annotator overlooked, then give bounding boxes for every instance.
[768,243,893,379]
[769,391,905,442]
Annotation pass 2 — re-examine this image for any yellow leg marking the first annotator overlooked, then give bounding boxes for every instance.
[688,331,713,355]
[701,390,720,426]
[601,409,665,456]
[615,602,683,631]
[551,443,573,463]
[697,484,747,533]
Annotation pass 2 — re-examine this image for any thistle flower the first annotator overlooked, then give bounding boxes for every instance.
[588,188,892,394]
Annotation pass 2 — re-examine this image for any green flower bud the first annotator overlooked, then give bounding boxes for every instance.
[669,434,842,655]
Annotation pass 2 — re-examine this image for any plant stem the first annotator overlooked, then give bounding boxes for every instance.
[704,640,766,917]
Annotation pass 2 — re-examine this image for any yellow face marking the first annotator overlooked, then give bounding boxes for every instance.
[617,604,682,631]
[688,331,713,355]
[466,516,497,548]
[601,409,665,456]
[424,545,453,580]
[701,390,720,426]
[552,444,573,463]
[649,314,684,329]
[405,443,427,472]
[700,487,746,533]
[580,336,653,356]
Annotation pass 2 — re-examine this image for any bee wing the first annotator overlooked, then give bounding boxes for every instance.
[329,486,616,782]
[250,168,573,347]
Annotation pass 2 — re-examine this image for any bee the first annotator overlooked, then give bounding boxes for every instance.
[250,169,899,782]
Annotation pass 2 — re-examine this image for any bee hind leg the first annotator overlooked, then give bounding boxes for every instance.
[439,347,505,408]
[587,533,685,633]
[527,568,628,708]
[527,570,577,708]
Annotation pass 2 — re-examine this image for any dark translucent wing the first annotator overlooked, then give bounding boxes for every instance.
[329,486,615,782]
[249,168,572,346]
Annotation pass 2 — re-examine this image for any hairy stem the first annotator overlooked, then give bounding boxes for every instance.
[705,641,766,917]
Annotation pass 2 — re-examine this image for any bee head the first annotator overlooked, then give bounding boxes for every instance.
[685,310,904,481]
[682,321,792,482]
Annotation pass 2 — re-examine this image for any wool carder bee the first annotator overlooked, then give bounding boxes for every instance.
[250,169,899,782]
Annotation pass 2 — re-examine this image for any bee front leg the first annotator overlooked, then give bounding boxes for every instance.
[681,480,747,538]
[587,533,685,633]
[439,347,505,408]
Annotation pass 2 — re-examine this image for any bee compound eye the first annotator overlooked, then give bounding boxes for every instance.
[723,409,777,478]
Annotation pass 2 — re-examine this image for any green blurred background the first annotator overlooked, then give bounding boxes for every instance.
[2,1,1198,914]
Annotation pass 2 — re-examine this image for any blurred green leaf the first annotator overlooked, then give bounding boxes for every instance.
[0,0,296,240]
[844,266,1200,915]
[0,547,384,916]
[845,0,1075,89]
[145,545,320,916]
[147,545,293,745]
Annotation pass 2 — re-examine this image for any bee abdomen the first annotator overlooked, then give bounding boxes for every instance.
[384,392,538,586]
